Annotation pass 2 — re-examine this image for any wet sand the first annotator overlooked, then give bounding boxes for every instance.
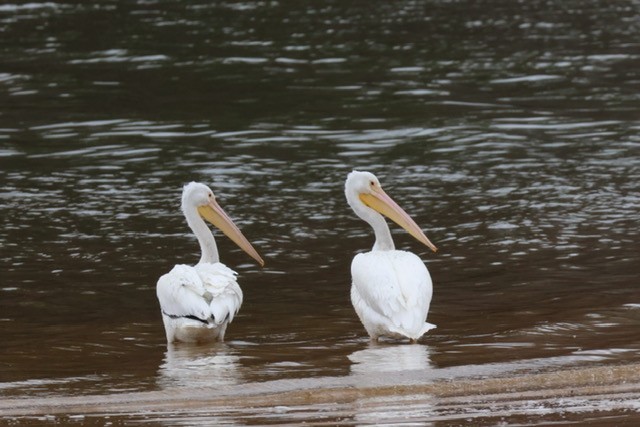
[2,363,639,424]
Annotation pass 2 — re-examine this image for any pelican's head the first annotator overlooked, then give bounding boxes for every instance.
[344,170,381,196]
[182,181,216,208]
[345,170,437,252]
[182,182,264,266]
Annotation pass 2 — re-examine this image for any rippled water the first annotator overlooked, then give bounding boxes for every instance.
[1,0,639,424]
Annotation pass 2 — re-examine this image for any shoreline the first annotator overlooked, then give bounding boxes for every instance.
[2,363,639,422]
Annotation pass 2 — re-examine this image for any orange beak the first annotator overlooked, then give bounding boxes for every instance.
[360,187,437,252]
[198,199,265,266]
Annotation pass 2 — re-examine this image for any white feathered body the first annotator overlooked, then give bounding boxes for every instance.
[156,262,243,343]
[351,249,435,341]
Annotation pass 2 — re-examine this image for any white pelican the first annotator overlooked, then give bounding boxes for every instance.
[345,170,438,342]
[156,182,264,344]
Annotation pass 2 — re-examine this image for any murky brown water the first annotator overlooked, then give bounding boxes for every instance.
[1,0,639,424]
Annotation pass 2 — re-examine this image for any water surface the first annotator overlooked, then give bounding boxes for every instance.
[1,0,639,424]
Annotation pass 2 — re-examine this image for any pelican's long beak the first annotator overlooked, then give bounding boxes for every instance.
[360,188,438,252]
[198,200,265,266]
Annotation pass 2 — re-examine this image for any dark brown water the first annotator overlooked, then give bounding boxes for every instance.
[1,0,639,424]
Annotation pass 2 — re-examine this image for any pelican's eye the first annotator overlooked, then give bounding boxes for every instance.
[369,180,375,187]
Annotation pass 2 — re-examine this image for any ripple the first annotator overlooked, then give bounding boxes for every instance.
[0,3,58,12]
[490,74,565,84]
[68,51,169,65]
[222,57,268,64]
[394,89,450,96]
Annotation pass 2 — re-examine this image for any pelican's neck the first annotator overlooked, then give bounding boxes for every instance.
[183,204,219,265]
[368,213,395,251]
[348,194,395,252]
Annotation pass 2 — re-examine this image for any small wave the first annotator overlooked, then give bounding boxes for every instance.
[0,3,58,12]
[490,74,564,84]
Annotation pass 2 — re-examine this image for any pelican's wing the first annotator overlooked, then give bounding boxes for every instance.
[351,250,433,333]
[194,263,243,324]
[156,264,212,322]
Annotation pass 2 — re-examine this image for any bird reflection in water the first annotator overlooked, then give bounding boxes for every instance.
[348,343,432,377]
[157,343,242,390]
[347,344,435,423]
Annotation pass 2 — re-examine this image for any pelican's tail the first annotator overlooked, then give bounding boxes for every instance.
[420,322,437,335]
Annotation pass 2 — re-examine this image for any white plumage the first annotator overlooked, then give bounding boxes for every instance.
[156,182,263,344]
[157,263,242,343]
[345,171,438,342]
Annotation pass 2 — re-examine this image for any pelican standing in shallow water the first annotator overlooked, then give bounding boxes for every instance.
[156,182,264,344]
[345,171,438,342]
